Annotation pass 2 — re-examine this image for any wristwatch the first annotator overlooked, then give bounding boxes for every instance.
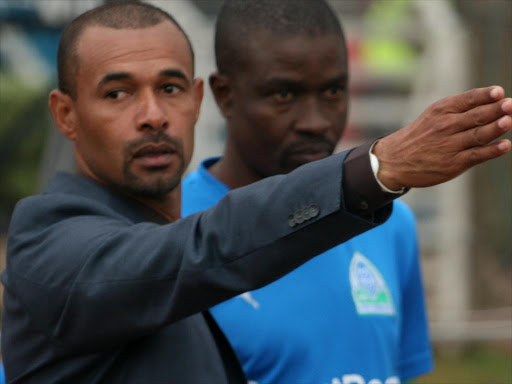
[369,141,405,194]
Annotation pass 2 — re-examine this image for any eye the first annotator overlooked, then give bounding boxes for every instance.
[323,85,345,99]
[106,90,127,100]
[272,89,293,103]
[163,84,182,94]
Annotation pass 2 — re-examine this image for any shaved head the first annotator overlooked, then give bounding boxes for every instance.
[215,0,345,77]
[57,1,194,99]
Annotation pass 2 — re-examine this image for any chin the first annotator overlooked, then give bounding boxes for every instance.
[123,171,182,199]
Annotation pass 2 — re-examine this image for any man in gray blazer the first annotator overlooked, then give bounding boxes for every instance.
[2,1,511,383]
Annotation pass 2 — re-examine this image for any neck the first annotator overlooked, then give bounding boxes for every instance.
[131,186,181,223]
[209,138,264,189]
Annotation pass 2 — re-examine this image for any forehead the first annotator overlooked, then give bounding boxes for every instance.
[76,22,193,80]
[240,30,347,82]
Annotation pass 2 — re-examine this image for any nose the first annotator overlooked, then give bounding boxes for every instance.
[135,90,169,131]
[294,97,330,135]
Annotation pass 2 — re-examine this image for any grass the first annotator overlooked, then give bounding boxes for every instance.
[416,343,512,384]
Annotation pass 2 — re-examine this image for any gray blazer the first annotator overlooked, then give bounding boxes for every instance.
[2,151,391,383]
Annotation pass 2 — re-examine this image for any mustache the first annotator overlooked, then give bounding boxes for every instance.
[124,131,184,159]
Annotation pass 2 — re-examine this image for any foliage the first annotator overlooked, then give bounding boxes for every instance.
[0,73,49,229]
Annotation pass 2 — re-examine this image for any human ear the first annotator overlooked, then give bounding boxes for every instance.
[209,73,233,118]
[192,78,204,123]
[48,89,78,141]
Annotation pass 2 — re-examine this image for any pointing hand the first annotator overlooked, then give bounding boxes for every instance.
[374,86,512,190]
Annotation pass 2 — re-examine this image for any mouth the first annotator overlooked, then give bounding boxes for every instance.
[132,143,177,168]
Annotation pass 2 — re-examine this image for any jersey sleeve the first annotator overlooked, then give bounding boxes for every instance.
[395,201,434,379]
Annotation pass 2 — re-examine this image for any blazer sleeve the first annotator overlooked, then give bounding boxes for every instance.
[5,151,392,353]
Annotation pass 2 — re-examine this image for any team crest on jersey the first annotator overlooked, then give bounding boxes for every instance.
[349,251,395,315]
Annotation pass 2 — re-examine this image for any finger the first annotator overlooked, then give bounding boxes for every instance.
[457,139,511,170]
[455,115,512,149]
[458,98,512,130]
[439,86,505,114]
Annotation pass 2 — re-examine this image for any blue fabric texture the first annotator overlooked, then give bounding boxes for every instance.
[0,362,5,384]
[182,157,433,384]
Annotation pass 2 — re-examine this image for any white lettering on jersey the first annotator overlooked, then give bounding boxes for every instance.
[343,374,365,384]
[327,374,400,384]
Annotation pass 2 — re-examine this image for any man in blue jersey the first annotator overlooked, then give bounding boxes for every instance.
[183,1,433,383]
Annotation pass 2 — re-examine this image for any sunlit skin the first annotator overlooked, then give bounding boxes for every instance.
[49,22,204,220]
[209,31,348,189]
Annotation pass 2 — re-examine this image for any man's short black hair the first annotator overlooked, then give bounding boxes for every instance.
[215,0,345,77]
[58,0,194,99]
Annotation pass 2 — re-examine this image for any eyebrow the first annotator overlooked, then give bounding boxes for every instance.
[262,73,348,90]
[98,72,132,88]
[159,69,189,85]
[320,74,348,88]
[97,69,190,89]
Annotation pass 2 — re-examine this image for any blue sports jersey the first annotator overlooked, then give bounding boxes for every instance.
[182,157,433,384]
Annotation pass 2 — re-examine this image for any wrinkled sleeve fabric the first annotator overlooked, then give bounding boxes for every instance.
[4,150,393,354]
